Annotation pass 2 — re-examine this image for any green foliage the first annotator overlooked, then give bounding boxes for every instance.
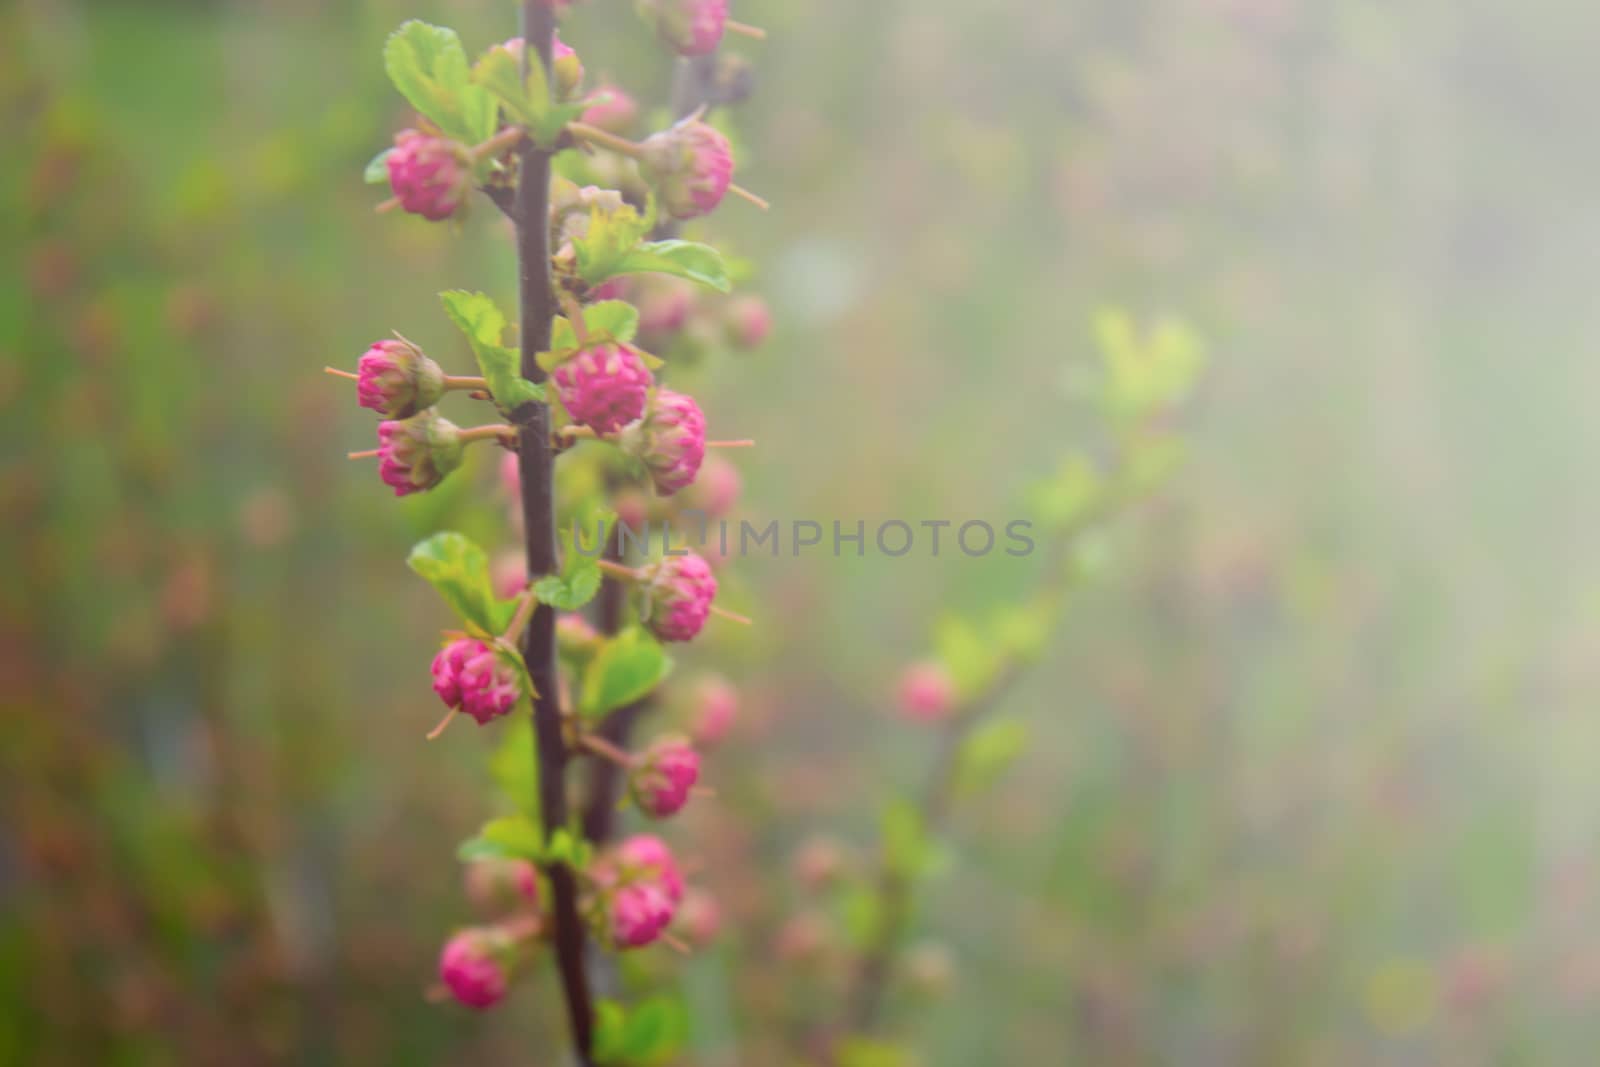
[1029,453,1102,532]
[613,240,733,293]
[407,532,514,633]
[490,718,540,820]
[457,813,543,862]
[594,996,689,1065]
[952,716,1029,797]
[881,799,944,881]
[543,300,645,370]
[533,527,603,611]
[474,39,587,148]
[569,201,732,292]
[836,1037,918,1067]
[1093,308,1205,429]
[383,21,497,145]
[932,614,1003,700]
[579,626,674,718]
[439,290,544,410]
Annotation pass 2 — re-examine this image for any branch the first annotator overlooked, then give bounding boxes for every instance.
[514,2,594,1060]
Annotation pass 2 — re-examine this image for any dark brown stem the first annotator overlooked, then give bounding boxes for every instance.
[514,2,594,1060]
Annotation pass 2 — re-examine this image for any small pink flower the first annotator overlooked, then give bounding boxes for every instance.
[550,343,654,434]
[387,129,472,221]
[620,389,706,496]
[377,411,465,496]
[640,0,728,57]
[616,834,684,903]
[639,119,734,220]
[464,858,541,917]
[582,84,638,133]
[356,338,444,418]
[629,735,701,818]
[610,882,675,948]
[675,888,721,946]
[642,552,717,643]
[689,673,738,747]
[683,453,742,518]
[896,661,955,723]
[551,34,584,99]
[438,928,511,1009]
[724,295,772,349]
[432,638,523,725]
[637,278,695,338]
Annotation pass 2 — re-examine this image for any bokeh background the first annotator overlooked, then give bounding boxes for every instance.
[6,0,1600,1063]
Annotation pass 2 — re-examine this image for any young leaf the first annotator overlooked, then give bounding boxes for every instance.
[490,717,540,821]
[572,203,655,287]
[363,147,394,185]
[613,240,732,293]
[439,290,544,410]
[473,44,537,127]
[953,716,1029,797]
[457,814,543,862]
[881,798,935,881]
[383,21,481,144]
[532,529,603,611]
[579,626,673,717]
[932,614,1002,699]
[407,532,503,632]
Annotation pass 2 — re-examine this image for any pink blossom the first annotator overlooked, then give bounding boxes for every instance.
[581,85,639,133]
[550,343,654,434]
[376,411,464,496]
[896,661,956,723]
[616,834,685,903]
[438,928,510,1009]
[684,453,742,518]
[609,882,675,948]
[689,673,738,747]
[356,338,443,418]
[387,129,471,221]
[431,638,523,725]
[621,389,706,496]
[629,735,701,818]
[724,295,772,349]
[641,0,728,57]
[639,119,734,220]
[642,552,717,643]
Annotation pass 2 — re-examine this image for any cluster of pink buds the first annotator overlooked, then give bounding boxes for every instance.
[588,834,686,949]
[551,343,654,434]
[640,552,718,643]
[432,638,523,725]
[638,119,735,220]
[628,735,701,818]
[619,388,706,495]
[388,129,473,221]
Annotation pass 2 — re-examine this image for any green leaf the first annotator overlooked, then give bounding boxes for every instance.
[1029,453,1101,532]
[932,614,1002,699]
[953,716,1029,797]
[383,21,487,144]
[490,718,540,820]
[473,43,536,126]
[457,814,543,862]
[613,240,732,293]
[364,147,394,184]
[836,1038,917,1067]
[579,626,673,718]
[881,798,934,880]
[594,996,688,1065]
[572,202,656,287]
[532,530,603,612]
[439,290,544,410]
[407,532,505,632]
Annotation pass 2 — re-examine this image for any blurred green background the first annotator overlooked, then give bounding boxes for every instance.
[6,0,1600,1063]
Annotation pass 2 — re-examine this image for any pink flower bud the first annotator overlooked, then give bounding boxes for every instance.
[438,927,511,1009]
[581,84,639,133]
[609,882,675,948]
[464,858,541,917]
[689,673,738,747]
[616,833,685,903]
[552,34,584,99]
[619,388,706,496]
[629,735,700,818]
[641,552,717,643]
[357,338,445,418]
[637,278,696,338]
[639,119,734,220]
[550,343,654,434]
[675,888,721,946]
[638,0,728,57]
[724,295,772,349]
[683,453,742,518]
[897,661,956,723]
[377,411,464,496]
[387,129,472,221]
[492,551,526,600]
[431,638,524,725]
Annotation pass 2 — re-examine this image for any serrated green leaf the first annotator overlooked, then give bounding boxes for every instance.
[383,21,483,144]
[474,44,536,126]
[533,533,602,612]
[613,240,732,293]
[364,147,394,184]
[457,814,543,862]
[579,626,673,718]
[541,303,650,373]
[407,532,506,632]
[953,716,1028,797]
[572,202,656,287]
[439,290,544,410]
